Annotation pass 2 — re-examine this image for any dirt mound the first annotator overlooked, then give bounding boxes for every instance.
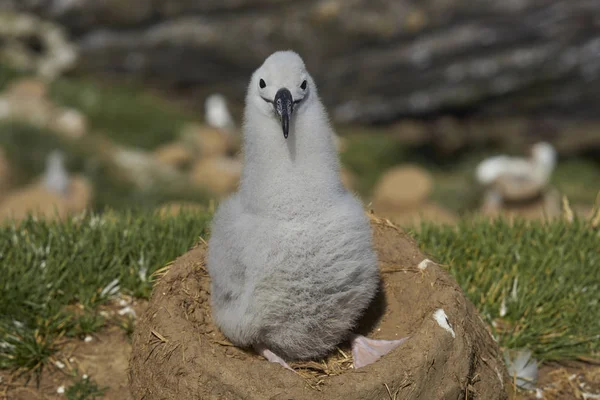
[372,165,433,208]
[190,156,242,196]
[129,214,509,399]
[480,188,562,222]
[0,175,92,224]
[153,142,195,171]
[180,123,236,158]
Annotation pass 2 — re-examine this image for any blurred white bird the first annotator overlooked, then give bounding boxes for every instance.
[43,150,70,196]
[476,142,557,207]
[204,93,236,134]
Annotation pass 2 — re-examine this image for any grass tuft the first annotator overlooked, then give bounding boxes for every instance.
[65,375,107,400]
[414,216,600,362]
[0,210,211,379]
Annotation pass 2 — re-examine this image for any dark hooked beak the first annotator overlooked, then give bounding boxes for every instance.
[274,88,294,139]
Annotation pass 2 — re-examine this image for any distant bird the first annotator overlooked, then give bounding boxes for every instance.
[476,142,557,207]
[205,93,236,134]
[43,150,70,196]
[0,150,92,223]
[207,51,406,371]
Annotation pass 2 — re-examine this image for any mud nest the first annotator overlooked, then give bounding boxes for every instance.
[129,214,509,399]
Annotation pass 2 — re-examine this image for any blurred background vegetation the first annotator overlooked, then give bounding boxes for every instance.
[0,2,598,223]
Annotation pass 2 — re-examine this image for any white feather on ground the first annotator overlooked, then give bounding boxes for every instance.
[503,349,539,390]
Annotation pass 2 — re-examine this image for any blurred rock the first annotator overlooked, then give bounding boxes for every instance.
[4,1,600,128]
[0,79,54,125]
[6,78,48,100]
[0,77,89,138]
[51,108,88,139]
[153,142,194,170]
[371,164,457,225]
[0,174,93,224]
[190,156,241,196]
[0,183,69,223]
[372,164,458,226]
[373,165,433,209]
[180,123,235,158]
[0,11,77,79]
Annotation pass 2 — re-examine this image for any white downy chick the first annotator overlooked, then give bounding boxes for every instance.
[207,51,406,371]
[205,93,236,133]
[43,150,70,197]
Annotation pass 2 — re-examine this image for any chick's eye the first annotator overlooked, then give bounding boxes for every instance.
[259,79,266,89]
[300,80,307,90]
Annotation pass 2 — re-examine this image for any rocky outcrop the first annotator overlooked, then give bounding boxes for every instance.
[372,165,457,226]
[1,0,599,126]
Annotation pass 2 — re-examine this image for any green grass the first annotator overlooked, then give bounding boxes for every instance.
[0,210,211,379]
[340,132,407,195]
[552,159,600,205]
[0,62,197,150]
[49,78,195,149]
[0,210,597,385]
[0,64,26,91]
[414,216,600,362]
